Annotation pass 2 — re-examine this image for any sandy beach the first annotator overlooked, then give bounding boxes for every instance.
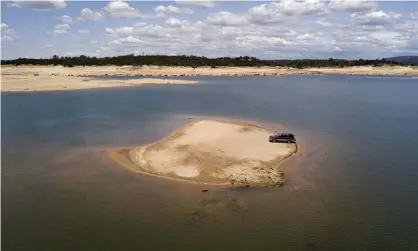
[108,120,297,186]
[1,65,417,92]
[1,65,198,92]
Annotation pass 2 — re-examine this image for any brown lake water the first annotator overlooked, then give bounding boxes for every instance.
[2,75,418,251]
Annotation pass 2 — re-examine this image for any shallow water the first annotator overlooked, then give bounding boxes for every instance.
[2,75,418,251]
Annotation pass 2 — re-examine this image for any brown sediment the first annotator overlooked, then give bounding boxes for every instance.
[107,119,299,187]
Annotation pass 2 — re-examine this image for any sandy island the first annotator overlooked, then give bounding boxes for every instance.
[2,65,416,92]
[108,120,298,187]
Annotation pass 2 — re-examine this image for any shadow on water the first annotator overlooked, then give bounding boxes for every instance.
[2,75,418,251]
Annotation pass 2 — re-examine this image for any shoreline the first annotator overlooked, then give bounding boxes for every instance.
[107,119,299,187]
[2,65,417,92]
[0,75,198,93]
[2,65,416,92]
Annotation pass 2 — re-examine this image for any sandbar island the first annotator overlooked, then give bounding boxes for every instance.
[108,120,298,187]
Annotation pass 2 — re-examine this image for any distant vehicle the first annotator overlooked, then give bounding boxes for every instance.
[269,133,296,143]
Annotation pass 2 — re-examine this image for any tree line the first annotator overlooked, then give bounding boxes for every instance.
[1,54,405,68]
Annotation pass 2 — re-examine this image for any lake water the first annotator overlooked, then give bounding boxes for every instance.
[2,75,418,251]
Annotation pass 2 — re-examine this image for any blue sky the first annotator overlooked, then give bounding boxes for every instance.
[1,0,418,59]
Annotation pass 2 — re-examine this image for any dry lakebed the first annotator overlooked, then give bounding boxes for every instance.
[108,120,298,187]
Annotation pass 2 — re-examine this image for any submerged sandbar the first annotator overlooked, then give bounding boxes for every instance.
[108,120,298,186]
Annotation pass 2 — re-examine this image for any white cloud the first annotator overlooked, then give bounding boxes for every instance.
[104,0,146,19]
[52,29,68,35]
[108,36,143,50]
[314,20,333,27]
[1,36,14,42]
[155,13,165,18]
[54,23,70,30]
[3,0,418,59]
[238,36,293,48]
[352,10,401,26]
[79,8,105,21]
[166,18,190,28]
[174,0,216,8]
[206,11,248,26]
[154,5,194,17]
[277,0,326,16]
[247,0,327,24]
[8,0,66,11]
[78,29,90,34]
[1,23,18,41]
[63,52,75,57]
[109,40,121,45]
[328,0,377,13]
[120,36,142,44]
[132,22,147,27]
[99,46,110,52]
[105,27,135,36]
[369,31,400,41]
[58,15,73,23]
[49,22,70,36]
[2,28,16,35]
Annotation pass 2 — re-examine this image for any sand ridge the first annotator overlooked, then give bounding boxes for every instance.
[108,120,298,186]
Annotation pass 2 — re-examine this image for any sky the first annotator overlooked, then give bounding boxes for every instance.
[1,0,418,59]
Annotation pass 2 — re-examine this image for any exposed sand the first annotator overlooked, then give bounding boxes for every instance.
[303,65,418,75]
[108,120,298,186]
[2,65,416,92]
[0,66,198,92]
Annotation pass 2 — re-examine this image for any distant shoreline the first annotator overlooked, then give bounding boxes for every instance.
[1,65,417,92]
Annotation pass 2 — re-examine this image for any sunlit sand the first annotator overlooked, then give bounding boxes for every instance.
[108,120,298,186]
